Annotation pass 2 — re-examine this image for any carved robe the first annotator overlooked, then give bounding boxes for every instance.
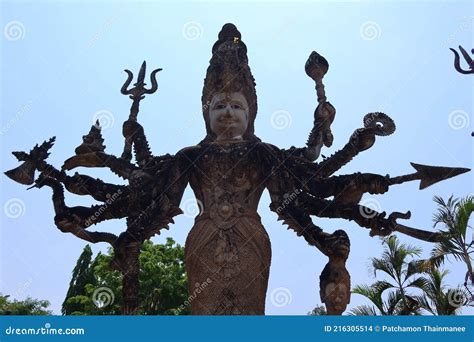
[172,141,284,314]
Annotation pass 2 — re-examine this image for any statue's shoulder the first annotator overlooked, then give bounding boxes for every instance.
[175,145,203,163]
[254,142,286,166]
[177,145,202,154]
[258,142,281,154]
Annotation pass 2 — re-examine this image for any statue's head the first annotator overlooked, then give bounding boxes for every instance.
[319,262,351,315]
[322,281,350,315]
[201,23,259,143]
[209,92,249,141]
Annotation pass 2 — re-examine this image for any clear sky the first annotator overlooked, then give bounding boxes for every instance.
[1,0,473,315]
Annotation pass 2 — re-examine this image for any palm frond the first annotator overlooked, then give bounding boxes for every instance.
[406,259,431,278]
[385,290,403,315]
[405,276,430,291]
[414,294,436,315]
[371,280,396,294]
[352,284,385,314]
[348,305,379,316]
[455,196,474,239]
[433,195,457,231]
[371,257,395,280]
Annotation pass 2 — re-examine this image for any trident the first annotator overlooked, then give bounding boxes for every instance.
[120,61,162,161]
[450,45,474,75]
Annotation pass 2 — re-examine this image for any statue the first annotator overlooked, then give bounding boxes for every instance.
[318,230,351,315]
[5,23,470,315]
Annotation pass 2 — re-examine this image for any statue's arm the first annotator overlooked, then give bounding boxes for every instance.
[122,120,154,166]
[37,160,128,202]
[301,194,442,242]
[33,175,122,245]
[305,172,390,204]
[62,151,136,180]
[313,112,395,178]
[141,150,191,239]
[263,149,339,254]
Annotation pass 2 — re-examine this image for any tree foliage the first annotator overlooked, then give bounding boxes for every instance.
[63,238,190,315]
[0,294,51,315]
[349,236,426,315]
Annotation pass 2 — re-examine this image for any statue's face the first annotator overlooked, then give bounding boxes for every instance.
[324,282,349,314]
[209,92,249,141]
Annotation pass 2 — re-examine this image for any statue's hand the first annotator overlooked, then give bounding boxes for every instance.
[340,173,390,204]
[361,173,390,194]
[315,102,336,147]
[369,211,411,237]
[123,120,144,138]
[54,212,82,233]
[350,128,376,152]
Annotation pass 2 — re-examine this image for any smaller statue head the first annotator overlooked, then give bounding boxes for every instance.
[319,262,351,315]
[209,92,249,142]
[322,281,350,315]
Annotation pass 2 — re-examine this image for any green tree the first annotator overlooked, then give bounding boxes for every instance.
[414,267,467,315]
[62,245,96,315]
[430,196,474,284]
[0,294,51,315]
[63,238,190,315]
[349,236,426,315]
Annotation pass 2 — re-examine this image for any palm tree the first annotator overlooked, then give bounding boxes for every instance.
[430,195,474,285]
[349,236,426,315]
[414,267,467,315]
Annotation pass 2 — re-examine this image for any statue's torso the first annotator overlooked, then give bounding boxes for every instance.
[178,141,276,315]
[180,141,272,220]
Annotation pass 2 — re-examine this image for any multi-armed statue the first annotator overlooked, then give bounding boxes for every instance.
[6,23,470,315]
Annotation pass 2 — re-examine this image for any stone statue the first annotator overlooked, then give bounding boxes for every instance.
[318,230,351,315]
[5,23,470,315]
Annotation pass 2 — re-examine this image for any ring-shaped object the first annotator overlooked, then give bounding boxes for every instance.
[363,112,396,136]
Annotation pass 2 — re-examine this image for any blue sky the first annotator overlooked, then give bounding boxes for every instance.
[1,0,473,315]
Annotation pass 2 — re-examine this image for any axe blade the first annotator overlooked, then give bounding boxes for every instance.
[4,161,36,185]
